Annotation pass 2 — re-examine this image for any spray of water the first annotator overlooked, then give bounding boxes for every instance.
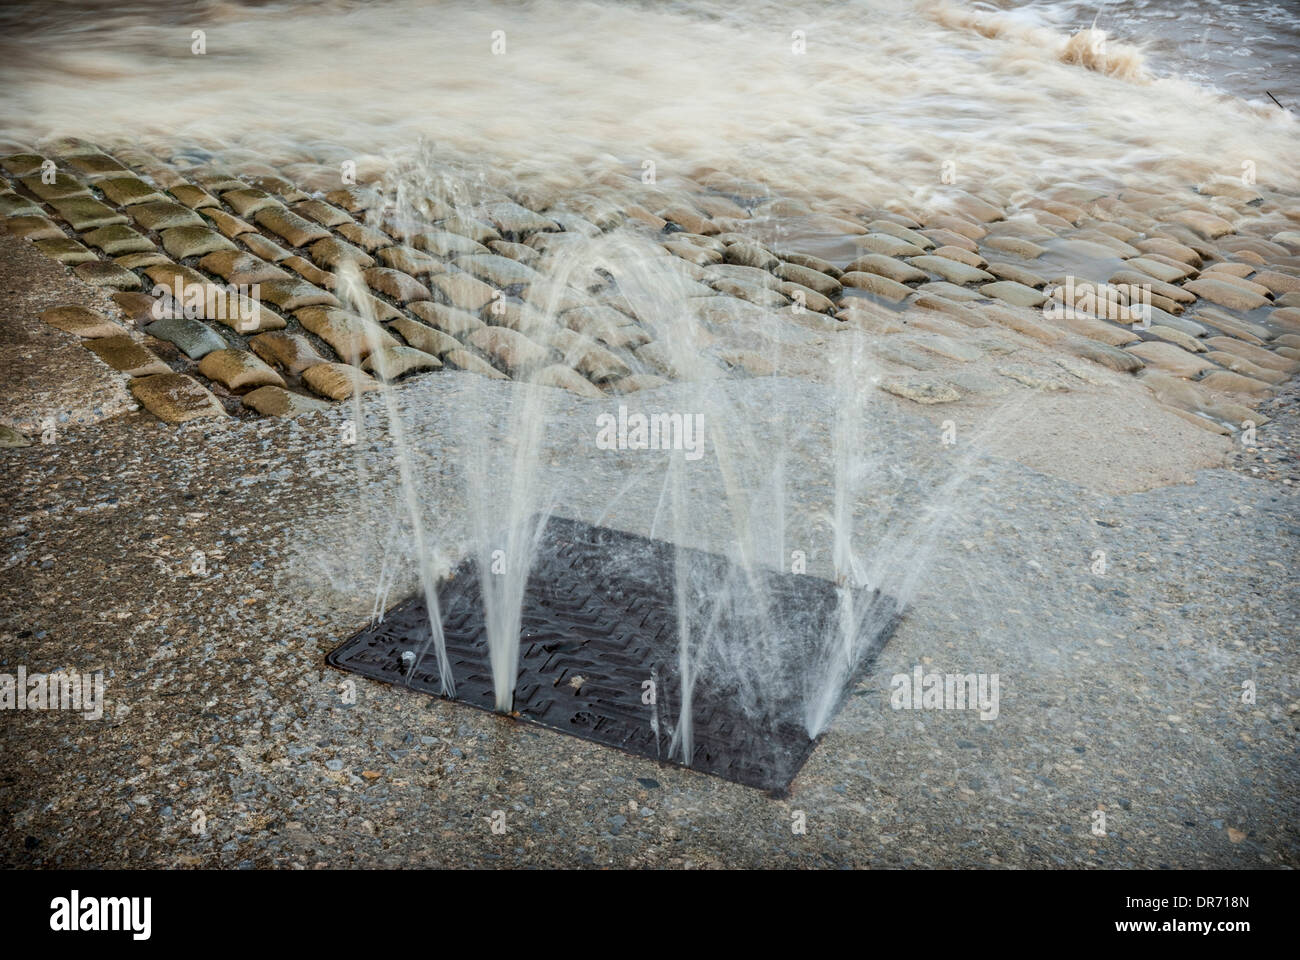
[275,142,1034,779]
[337,261,456,695]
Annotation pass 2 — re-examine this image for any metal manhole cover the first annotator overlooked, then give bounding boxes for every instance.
[328,515,898,792]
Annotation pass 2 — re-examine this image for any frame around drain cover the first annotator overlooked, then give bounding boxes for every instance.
[328,515,897,792]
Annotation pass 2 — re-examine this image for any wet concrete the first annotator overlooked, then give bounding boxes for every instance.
[2,358,1296,868]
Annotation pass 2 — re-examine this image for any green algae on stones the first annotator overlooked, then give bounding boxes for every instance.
[42,305,125,338]
[248,331,326,375]
[255,207,332,248]
[301,361,381,400]
[297,307,396,362]
[160,226,237,260]
[241,385,331,417]
[0,154,47,177]
[130,372,227,422]
[129,201,205,231]
[73,261,143,289]
[198,250,290,285]
[84,335,171,377]
[167,184,220,210]
[220,188,283,217]
[81,224,156,255]
[308,236,375,270]
[64,153,129,179]
[336,222,396,253]
[49,197,128,230]
[20,173,91,202]
[197,348,286,391]
[362,267,431,303]
[200,208,258,239]
[5,215,64,240]
[34,236,98,264]
[291,199,352,228]
[95,177,165,207]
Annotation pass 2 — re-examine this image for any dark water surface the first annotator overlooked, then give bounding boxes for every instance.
[987,0,1300,104]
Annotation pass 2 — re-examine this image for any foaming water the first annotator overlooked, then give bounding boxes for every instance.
[982,0,1300,105]
[2,0,1296,213]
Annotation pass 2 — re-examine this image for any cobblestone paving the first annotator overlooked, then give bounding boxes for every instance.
[2,136,1299,439]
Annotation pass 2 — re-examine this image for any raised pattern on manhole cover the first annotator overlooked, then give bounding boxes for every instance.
[328,515,897,791]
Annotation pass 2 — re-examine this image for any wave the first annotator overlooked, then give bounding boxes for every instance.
[926,0,1150,82]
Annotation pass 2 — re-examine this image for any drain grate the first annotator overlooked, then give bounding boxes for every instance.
[328,516,898,792]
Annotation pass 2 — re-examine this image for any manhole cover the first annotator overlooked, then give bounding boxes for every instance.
[328,515,898,792]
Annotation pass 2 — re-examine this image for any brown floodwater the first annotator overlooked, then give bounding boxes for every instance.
[1,0,1297,210]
